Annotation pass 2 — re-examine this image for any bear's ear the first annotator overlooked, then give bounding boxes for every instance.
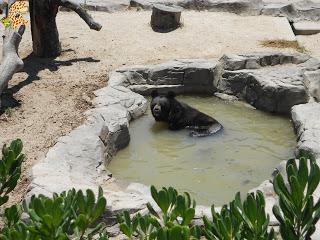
[167,91,176,99]
[151,90,159,98]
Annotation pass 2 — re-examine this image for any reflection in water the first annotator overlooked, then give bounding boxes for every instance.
[108,96,296,205]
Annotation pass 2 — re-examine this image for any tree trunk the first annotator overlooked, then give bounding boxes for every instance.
[0,25,25,106]
[29,0,102,58]
[29,0,61,57]
[151,4,182,33]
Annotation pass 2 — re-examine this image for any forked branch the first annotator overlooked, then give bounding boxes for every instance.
[58,0,102,31]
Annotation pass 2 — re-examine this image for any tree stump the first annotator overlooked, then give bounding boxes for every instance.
[151,4,182,33]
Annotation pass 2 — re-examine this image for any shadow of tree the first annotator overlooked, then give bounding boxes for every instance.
[0,50,100,114]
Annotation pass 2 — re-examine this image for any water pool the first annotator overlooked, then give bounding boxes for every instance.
[108,96,295,205]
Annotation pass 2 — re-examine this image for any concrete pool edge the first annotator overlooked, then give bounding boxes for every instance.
[27,52,320,237]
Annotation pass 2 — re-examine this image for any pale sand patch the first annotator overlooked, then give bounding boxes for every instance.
[297,33,320,59]
[0,10,297,204]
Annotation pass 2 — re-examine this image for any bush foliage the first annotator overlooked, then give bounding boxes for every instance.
[0,139,24,206]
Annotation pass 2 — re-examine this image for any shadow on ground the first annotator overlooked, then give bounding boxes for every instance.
[0,50,100,114]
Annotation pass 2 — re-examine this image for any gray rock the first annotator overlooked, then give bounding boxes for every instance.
[291,102,320,158]
[106,224,121,237]
[214,52,317,113]
[85,0,130,12]
[195,205,211,219]
[261,0,320,21]
[293,21,320,35]
[115,59,217,94]
[214,92,238,101]
[131,0,264,15]
[148,61,185,85]
[28,117,108,198]
[129,84,186,94]
[64,0,320,22]
[182,60,216,88]
[180,0,263,15]
[298,57,320,72]
[219,52,310,71]
[130,0,153,9]
[105,188,150,213]
[108,71,130,87]
[303,70,320,102]
[94,86,148,119]
[217,65,308,113]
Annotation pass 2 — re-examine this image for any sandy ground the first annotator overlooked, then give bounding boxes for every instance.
[0,10,305,205]
[297,33,320,59]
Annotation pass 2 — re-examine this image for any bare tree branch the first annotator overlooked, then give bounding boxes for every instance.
[58,0,102,31]
[0,25,25,104]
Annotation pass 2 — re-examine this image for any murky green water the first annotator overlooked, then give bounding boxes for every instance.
[108,96,296,206]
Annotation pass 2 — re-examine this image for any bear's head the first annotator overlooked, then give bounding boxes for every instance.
[150,90,176,121]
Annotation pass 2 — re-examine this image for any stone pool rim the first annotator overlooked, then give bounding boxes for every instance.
[27,52,320,237]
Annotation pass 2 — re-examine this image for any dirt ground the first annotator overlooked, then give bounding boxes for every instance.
[0,10,307,206]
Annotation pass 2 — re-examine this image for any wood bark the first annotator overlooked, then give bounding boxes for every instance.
[0,26,25,105]
[151,4,182,33]
[0,0,25,105]
[29,0,102,58]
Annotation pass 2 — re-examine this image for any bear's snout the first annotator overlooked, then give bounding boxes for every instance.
[152,105,161,115]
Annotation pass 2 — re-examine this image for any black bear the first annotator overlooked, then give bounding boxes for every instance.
[150,90,223,137]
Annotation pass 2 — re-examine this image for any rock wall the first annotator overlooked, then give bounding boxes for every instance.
[70,0,320,22]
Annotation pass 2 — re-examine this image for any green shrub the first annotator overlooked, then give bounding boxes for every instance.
[273,155,320,240]
[0,188,108,240]
[0,139,24,206]
[117,211,160,239]
[203,191,274,240]
[156,225,199,240]
[117,186,201,240]
[147,186,196,227]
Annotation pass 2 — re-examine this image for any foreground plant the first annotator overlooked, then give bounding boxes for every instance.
[147,186,197,227]
[273,154,320,240]
[0,139,24,206]
[0,188,108,240]
[117,186,200,240]
[203,191,274,240]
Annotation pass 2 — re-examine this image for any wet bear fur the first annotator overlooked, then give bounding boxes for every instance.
[150,90,223,137]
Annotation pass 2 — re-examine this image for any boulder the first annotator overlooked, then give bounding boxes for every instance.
[85,0,130,12]
[114,59,217,94]
[303,70,320,102]
[261,0,320,21]
[291,102,320,158]
[293,21,320,35]
[214,52,320,113]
